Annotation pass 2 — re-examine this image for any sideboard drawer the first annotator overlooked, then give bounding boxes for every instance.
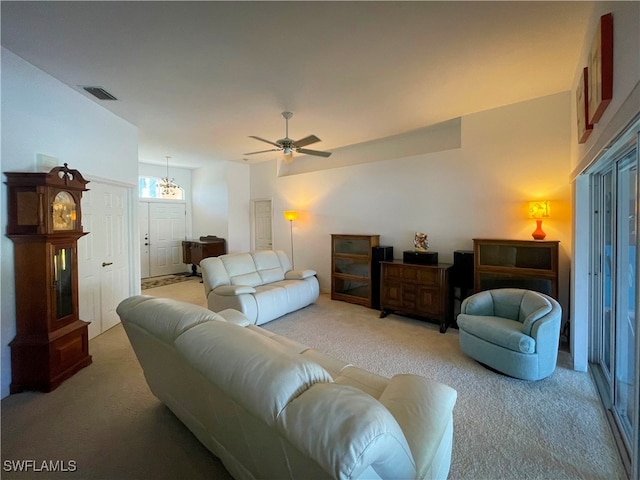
[380,261,452,333]
[415,267,439,286]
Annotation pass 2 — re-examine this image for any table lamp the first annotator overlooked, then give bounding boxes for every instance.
[528,201,550,240]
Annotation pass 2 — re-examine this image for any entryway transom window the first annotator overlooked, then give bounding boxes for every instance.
[138,176,184,200]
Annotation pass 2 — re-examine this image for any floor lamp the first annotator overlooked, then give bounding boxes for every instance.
[283,210,298,268]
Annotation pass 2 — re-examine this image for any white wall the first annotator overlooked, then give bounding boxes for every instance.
[192,161,251,253]
[571,1,640,172]
[569,1,640,371]
[1,48,139,398]
[251,92,573,315]
[225,162,251,253]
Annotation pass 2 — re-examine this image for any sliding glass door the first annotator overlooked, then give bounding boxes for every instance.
[615,154,637,442]
[589,119,639,478]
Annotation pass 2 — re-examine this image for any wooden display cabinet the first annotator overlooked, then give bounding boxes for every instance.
[5,164,92,393]
[473,238,559,299]
[331,234,380,307]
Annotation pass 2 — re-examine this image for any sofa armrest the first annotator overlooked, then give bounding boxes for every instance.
[378,374,457,480]
[285,269,317,280]
[216,308,252,327]
[278,383,416,479]
[213,285,257,296]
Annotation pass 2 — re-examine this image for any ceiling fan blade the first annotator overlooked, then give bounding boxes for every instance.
[293,135,321,148]
[249,136,282,148]
[243,148,280,155]
[297,148,332,158]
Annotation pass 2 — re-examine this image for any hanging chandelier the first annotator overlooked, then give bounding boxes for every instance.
[158,156,179,196]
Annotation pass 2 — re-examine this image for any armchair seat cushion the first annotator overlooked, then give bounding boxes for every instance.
[456,314,535,354]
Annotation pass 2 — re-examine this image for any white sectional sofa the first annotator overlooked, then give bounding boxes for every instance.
[117,295,458,480]
[200,249,319,325]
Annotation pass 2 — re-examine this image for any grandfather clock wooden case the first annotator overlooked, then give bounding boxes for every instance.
[5,164,92,393]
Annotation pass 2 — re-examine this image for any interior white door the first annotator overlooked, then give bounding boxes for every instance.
[148,202,186,277]
[139,202,150,278]
[78,181,131,339]
[254,200,273,250]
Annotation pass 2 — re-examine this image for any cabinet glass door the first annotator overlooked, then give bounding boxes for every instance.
[478,245,552,270]
[333,257,371,278]
[334,237,370,255]
[54,246,74,320]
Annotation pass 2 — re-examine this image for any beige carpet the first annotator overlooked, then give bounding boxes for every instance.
[1,280,626,480]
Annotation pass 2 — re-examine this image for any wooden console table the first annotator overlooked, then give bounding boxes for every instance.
[182,235,226,276]
[380,260,453,333]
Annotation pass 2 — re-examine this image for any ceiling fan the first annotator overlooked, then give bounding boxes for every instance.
[244,111,332,161]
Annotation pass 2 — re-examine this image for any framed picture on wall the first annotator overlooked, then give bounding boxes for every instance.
[577,67,593,143]
[587,12,613,125]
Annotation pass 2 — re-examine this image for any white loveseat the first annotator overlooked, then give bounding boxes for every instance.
[200,249,319,325]
[117,295,458,480]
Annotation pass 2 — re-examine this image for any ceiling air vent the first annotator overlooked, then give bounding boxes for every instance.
[82,86,117,100]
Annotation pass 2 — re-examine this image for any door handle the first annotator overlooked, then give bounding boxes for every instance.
[102,262,113,267]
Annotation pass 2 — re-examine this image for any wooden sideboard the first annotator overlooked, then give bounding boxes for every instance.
[182,235,226,276]
[473,238,559,299]
[380,261,453,333]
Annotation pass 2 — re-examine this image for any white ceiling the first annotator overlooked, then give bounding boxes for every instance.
[1,1,593,169]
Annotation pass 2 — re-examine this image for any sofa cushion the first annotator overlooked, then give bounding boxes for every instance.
[221,253,263,287]
[252,284,290,324]
[251,250,286,284]
[116,296,222,345]
[201,257,234,292]
[175,320,333,426]
[457,314,535,354]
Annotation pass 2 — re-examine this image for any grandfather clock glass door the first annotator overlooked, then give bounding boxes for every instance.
[53,245,74,324]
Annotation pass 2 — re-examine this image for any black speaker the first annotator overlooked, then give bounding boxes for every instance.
[371,246,393,310]
[403,250,438,265]
[453,250,474,290]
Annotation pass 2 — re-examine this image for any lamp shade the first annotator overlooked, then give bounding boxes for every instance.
[528,201,551,219]
[283,210,298,221]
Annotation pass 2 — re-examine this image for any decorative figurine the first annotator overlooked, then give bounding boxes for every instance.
[414,232,429,251]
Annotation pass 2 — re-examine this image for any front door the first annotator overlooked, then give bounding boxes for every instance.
[78,181,131,339]
[139,203,150,278]
[144,202,186,277]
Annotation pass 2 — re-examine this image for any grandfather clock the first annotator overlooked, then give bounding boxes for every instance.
[5,164,92,393]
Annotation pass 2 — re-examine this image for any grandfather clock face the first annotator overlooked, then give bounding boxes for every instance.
[51,191,77,231]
